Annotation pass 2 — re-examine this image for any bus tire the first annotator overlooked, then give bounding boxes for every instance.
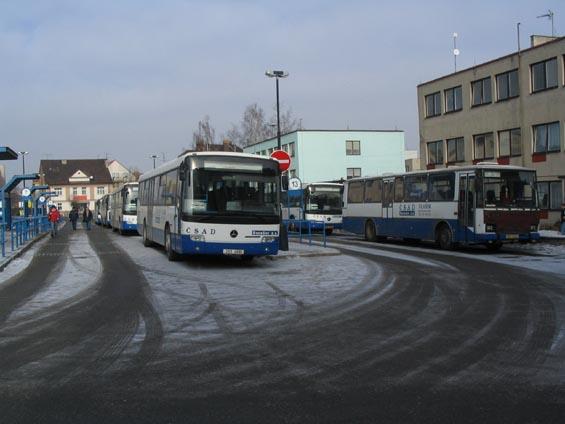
[365,220,377,242]
[143,221,153,247]
[165,226,180,261]
[437,224,455,250]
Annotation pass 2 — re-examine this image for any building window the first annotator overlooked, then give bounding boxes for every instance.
[346,168,361,179]
[473,133,494,160]
[471,77,492,106]
[57,202,63,211]
[72,187,78,195]
[496,69,519,100]
[288,142,295,157]
[97,186,105,195]
[81,187,87,195]
[533,122,561,153]
[346,140,361,155]
[538,181,563,210]
[446,137,465,163]
[531,57,558,92]
[261,150,266,156]
[498,128,521,157]
[282,144,288,152]
[425,92,441,117]
[54,187,63,197]
[427,140,444,165]
[444,86,462,112]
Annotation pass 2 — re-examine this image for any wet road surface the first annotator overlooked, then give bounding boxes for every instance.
[1,225,564,423]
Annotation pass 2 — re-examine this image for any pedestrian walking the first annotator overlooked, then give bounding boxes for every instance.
[47,205,61,237]
[69,207,79,230]
[83,206,93,231]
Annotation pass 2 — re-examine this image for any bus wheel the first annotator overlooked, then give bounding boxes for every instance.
[165,226,180,261]
[365,220,377,242]
[437,225,454,250]
[143,221,153,247]
[486,241,503,252]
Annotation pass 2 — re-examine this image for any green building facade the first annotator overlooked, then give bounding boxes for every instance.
[243,130,405,183]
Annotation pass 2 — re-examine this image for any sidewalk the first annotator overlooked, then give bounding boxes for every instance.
[0,224,59,272]
[269,240,340,260]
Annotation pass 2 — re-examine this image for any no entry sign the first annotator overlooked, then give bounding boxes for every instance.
[270,150,291,172]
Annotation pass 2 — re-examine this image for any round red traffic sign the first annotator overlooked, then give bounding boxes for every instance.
[270,150,291,172]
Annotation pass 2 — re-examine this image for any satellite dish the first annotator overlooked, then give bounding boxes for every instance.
[453,49,460,56]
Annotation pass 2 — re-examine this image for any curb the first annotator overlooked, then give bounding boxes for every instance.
[0,231,50,272]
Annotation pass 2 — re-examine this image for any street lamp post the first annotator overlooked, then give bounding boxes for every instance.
[18,151,29,187]
[265,70,289,150]
[150,154,158,169]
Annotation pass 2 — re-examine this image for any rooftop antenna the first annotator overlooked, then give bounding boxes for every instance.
[453,32,460,72]
[537,10,555,36]
[517,22,521,53]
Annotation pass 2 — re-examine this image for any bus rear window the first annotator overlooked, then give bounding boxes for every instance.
[429,173,455,201]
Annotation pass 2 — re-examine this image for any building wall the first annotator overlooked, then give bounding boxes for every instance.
[49,184,112,212]
[243,130,405,183]
[418,37,565,226]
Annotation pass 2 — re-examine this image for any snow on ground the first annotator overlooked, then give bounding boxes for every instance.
[109,234,373,347]
[539,230,565,239]
[335,235,565,278]
[0,238,50,286]
[6,231,102,322]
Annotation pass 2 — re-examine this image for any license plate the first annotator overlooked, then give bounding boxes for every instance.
[223,249,245,255]
[506,234,519,240]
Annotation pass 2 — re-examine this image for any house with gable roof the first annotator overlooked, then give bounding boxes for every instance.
[38,159,114,212]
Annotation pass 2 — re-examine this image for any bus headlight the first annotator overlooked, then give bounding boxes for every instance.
[485,224,496,232]
[190,234,206,242]
[261,236,277,243]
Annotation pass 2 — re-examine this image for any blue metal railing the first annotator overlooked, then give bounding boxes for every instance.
[1,216,50,257]
[283,219,327,248]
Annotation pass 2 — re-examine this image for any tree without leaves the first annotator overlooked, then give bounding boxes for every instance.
[192,115,216,149]
[228,103,303,147]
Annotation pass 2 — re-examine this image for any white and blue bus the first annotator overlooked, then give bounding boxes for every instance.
[138,152,281,260]
[110,182,139,234]
[343,163,540,250]
[281,183,343,235]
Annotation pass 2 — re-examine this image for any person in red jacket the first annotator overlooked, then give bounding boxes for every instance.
[47,205,61,237]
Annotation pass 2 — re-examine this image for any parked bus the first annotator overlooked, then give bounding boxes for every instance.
[94,199,102,225]
[281,183,343,234]
[110,182,139,234]
[99,194,112,227]
[342,163,540,250]
[138,152,281,260]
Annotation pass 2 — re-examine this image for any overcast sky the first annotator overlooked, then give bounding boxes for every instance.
[0,0,563,176]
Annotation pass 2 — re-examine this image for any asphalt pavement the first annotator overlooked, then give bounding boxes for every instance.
[1,224,564,423]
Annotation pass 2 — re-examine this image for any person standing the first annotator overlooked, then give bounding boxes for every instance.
[69,207,79,230]
[83,206,93,231]
[47,205,61,237]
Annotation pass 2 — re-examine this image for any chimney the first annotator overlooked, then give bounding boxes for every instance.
[530,34,559,47]
[62,159,67,165]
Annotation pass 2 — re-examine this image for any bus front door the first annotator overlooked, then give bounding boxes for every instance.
[458,173,476,242]
[382,179,394,233]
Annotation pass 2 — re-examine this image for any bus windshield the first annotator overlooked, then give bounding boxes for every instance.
[123,186,139,215]
[481,169,536,208]
[187,170,279,217]
[305,186,342,214]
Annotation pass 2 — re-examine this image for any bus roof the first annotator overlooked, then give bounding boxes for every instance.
[346,163,536,183]
[109,181,139,197]
[139,151,278,182]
